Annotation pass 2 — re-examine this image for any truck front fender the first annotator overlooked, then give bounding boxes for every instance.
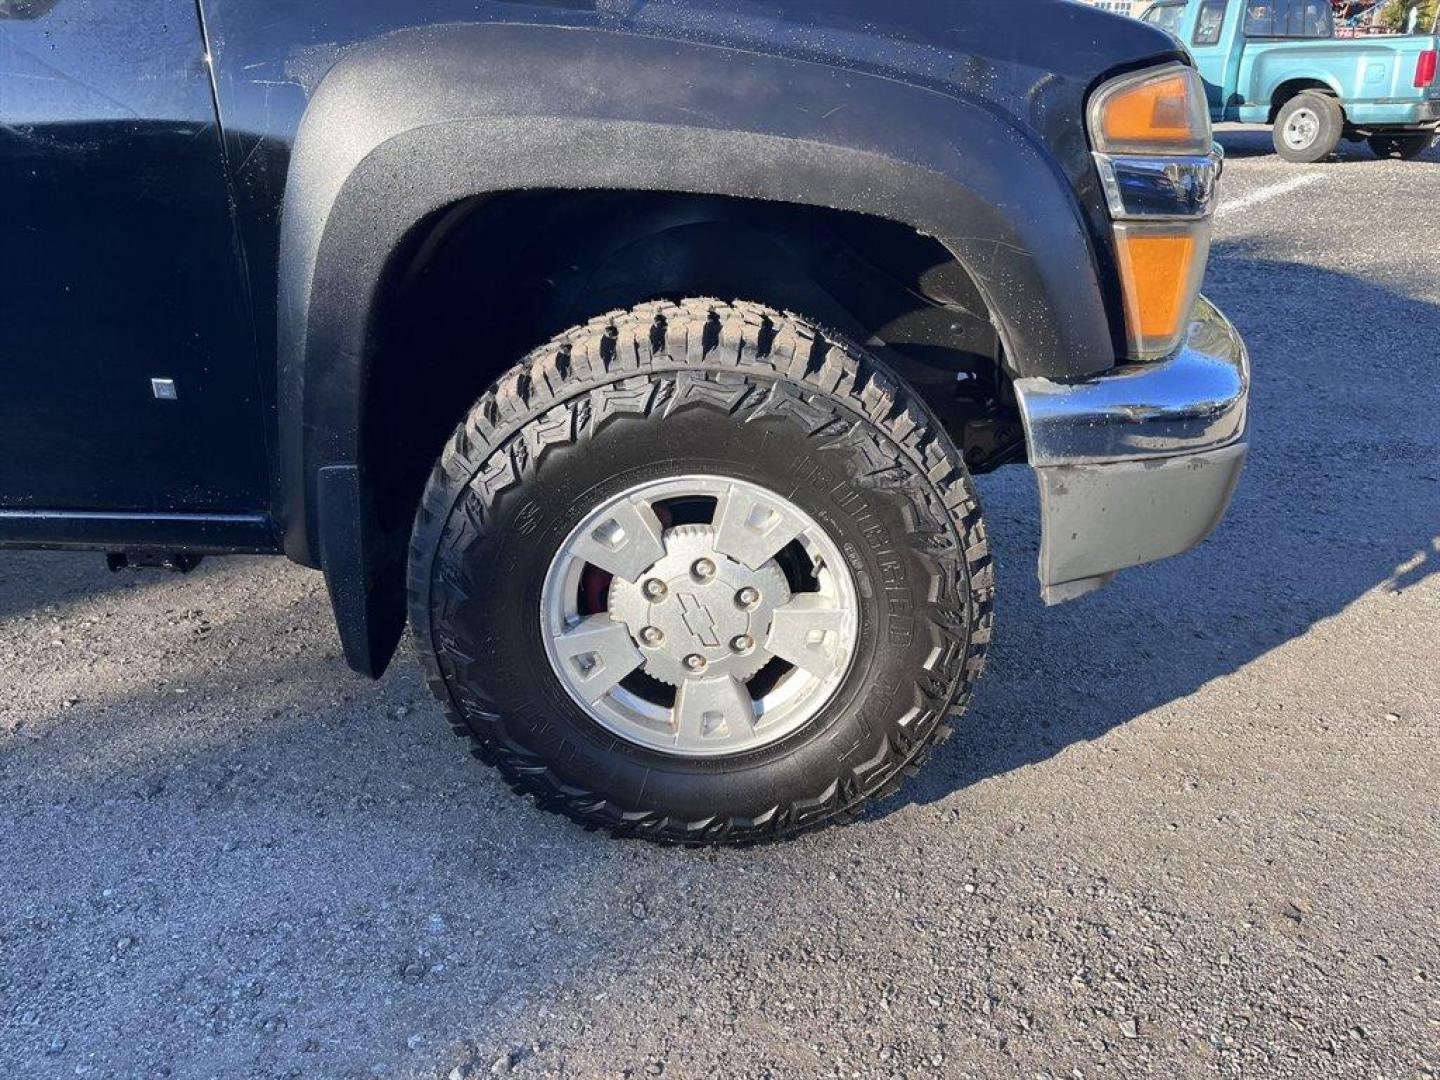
[277,22,1120,674]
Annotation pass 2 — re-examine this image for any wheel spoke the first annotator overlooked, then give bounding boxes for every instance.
[550,615,645,703]
[712,485,806,570]
[541,473,861,757]
[565,498,667,582]
[674,675,756,747]
[765,594,850,679]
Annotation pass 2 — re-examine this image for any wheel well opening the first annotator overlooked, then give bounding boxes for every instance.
[362,190,1021,543]
[1270,79,1338,123]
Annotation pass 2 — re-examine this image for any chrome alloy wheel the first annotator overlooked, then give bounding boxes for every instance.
[540,476,859,757]
[1283,107,1320,151]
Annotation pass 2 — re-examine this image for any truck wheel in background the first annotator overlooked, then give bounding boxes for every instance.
[1367,131,1436,161]
[1274,92,1344,163]
[406,300,994,844]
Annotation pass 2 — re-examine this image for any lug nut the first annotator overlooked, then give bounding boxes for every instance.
[639,626,664,646]
[683,653,708,673]
[642,578,668,599]
[692,558,716,581]
[730,635,754,654]
[736,587,760,609]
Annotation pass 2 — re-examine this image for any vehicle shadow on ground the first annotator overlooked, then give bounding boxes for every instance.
[0,551,143,623]
[1215,125,1440,162]
[891,243,1440,811]
[0,561,638,1077]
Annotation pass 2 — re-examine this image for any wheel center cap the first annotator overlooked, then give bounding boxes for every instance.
[608,525,791,686]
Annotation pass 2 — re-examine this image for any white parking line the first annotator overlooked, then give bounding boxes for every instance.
[1217,173,1328,218]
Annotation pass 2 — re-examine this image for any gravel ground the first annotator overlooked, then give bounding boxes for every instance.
[2,129,1438,1080]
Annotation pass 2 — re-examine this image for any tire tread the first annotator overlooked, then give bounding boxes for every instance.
[408,299,994,845]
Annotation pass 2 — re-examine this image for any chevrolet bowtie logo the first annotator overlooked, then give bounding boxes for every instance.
[677,592,721,648]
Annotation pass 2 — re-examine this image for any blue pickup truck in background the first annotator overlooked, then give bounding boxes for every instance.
[1142,0,1440,160]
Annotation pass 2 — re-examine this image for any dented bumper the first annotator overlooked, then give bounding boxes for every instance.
[1013,297,1250,604]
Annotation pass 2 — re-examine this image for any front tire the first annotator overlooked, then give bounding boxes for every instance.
[1274,93,1344,163]
[407,300,994,844]
[1368,130,1436,161]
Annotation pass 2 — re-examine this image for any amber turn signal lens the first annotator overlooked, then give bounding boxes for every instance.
[1112,222,1212,360]
[1090,66,1211,155]
[1090,65,1217,359]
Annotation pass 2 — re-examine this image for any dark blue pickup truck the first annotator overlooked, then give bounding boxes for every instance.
[0,1,1249,843]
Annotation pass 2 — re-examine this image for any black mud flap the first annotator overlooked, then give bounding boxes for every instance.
[316,465,408,678]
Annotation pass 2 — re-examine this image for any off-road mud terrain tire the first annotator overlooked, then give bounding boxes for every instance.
[407,299,994,844]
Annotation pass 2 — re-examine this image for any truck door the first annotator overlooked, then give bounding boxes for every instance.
[0,0,268,516]
[1187,0,1245,118]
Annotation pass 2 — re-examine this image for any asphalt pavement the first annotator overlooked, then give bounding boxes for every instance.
[1,128,1437,1080]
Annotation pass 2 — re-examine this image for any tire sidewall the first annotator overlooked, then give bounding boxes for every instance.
[1274,94,1342,164]
[421,370,971,826]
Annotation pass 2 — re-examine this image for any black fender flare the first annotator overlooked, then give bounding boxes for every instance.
[276,22,1118,673]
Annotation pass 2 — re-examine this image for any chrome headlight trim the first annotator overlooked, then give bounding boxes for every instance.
[1094,145,1224,221]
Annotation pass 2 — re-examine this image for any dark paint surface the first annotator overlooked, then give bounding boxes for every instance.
[0,0,1175,540]
[205,0,1173,444]
[0,0,267,512]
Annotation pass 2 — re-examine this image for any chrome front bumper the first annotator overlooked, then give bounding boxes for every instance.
[1013,296,1250,604]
